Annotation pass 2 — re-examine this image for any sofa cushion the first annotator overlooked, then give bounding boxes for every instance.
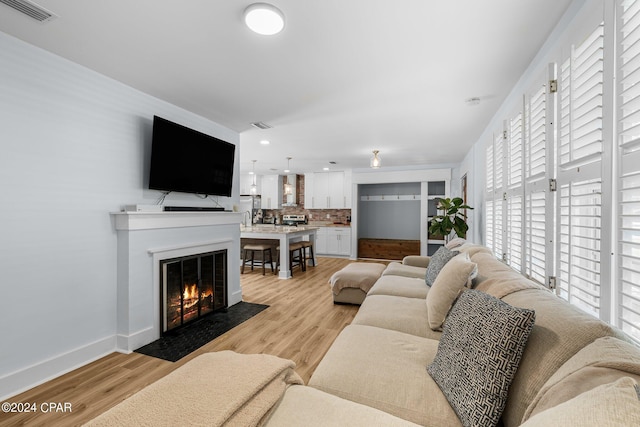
[424,246,457,286]
[519,377,640,427]
[522,336,640,422]
[426,252,477,331]
[367,274,429,299]
[266,385,421,426]
[352,294,442,339]
[309,325,461,426]
[382,262,428,279]
[499,288,626,427]
[427,289,535,427]
[471,252,544,298]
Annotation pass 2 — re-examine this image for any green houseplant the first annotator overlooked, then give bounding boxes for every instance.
[429,197,473,239]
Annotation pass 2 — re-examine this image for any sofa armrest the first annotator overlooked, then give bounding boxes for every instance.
[402,255,430,268]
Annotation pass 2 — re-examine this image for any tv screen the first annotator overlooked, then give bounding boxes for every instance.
[149,116,235,197]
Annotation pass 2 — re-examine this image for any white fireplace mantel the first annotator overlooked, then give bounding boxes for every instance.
[112,211,242,231]
[111,211,243,353]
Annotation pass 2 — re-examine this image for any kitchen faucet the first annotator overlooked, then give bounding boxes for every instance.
[243,210,251,227]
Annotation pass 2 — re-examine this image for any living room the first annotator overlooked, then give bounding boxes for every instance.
[2,0,640,425]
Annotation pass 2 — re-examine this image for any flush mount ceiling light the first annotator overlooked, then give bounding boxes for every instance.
[260,140,270,145]
[370,150,382,169]
[244,3,285,35]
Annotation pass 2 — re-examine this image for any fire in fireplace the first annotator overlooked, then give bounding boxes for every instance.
[161,250,227,333]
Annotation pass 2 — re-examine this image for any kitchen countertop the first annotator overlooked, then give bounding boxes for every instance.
[240,224,320,234]
[307,221,351,227]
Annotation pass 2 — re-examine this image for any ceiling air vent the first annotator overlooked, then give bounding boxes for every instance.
[0,0,57,23]
[250,121,273,130]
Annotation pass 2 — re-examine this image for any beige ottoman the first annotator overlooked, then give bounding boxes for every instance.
[329,262,386,305]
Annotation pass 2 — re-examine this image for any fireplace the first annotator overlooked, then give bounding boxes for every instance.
[161,250,227,333]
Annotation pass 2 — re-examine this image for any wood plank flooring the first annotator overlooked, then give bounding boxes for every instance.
[0,257,372,427]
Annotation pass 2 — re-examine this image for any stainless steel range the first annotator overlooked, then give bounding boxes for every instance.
[282,214,307,226]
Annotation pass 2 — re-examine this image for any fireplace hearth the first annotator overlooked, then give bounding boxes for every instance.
[161,250,227,334]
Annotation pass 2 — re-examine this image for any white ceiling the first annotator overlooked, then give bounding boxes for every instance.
[0,0,574,176]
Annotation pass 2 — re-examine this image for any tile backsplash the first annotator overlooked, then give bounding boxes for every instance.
[264,207,351,225]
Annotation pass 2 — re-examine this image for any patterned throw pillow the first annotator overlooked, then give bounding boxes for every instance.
[424,246,457,286]
[427,289,536,427]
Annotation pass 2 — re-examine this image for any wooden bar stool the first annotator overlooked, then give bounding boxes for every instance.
[275,241,306,276]
[241,244,274,275]
[301,240,315,267]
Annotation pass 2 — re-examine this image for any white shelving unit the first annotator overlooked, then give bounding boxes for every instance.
[426,181,447,256]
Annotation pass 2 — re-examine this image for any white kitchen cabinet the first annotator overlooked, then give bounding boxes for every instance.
[315,227,328,254]
[317,227,351,256]
[260,174,282,210]
[305,171,352,209]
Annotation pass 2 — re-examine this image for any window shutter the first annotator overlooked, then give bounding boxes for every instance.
[558,179,602,316]
[505,112,524,271]
[617,0,640,342]
[559,24,605,169]
[556,20,605,317]
[524,80,551,285]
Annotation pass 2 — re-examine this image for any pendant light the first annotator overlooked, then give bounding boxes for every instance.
[283,157,293,195]
[250,160,257,195]
[370,150,382,169]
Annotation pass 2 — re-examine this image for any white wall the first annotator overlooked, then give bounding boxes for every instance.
[0,31,239,399]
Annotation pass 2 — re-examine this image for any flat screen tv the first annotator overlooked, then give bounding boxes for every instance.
[149,116,235,197]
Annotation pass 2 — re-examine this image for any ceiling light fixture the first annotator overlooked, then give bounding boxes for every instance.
[370,150,382,169]
[284,156,292,173]
[250,160,257,195]
[260,140,270,145]
[244,3,285,36]
[465,97,481,106]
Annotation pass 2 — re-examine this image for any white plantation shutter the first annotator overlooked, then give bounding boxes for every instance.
[559,24,605,168]
[617,0,640,342]
[525,191,547,283]
[507,195,523,271]
[505,112,524,271]
[524,76,553,285]
[486,199,494,251]
[558,179,602,316]
[485,143,495,251]
[488,130,505,260]
[556,15,608,318]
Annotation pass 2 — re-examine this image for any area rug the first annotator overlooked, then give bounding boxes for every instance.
[135,302,269,362]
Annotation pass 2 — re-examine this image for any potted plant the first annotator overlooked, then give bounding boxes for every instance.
[429,197,473,239]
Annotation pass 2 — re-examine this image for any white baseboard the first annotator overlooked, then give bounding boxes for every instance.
[0,335,116,401]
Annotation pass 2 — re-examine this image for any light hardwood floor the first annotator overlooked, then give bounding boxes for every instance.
[0,256,375,427]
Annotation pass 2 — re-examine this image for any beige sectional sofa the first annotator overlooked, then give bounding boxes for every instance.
[87,242,640,426]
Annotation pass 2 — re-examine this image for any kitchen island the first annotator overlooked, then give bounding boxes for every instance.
[240,225,319,279]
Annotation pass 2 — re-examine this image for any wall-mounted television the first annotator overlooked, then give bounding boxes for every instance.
[149,116,235,197]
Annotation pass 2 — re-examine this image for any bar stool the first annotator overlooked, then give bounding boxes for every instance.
[241,244,274,275]
[275,241,306,276]
[301,240,315,267]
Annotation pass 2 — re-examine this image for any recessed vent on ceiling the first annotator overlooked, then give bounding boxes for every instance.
[250,121,273,130]
[0,0,57,22]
